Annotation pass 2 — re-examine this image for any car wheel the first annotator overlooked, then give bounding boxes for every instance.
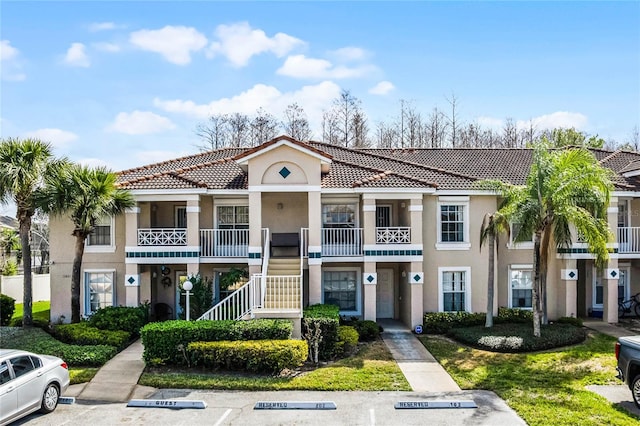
[40,383,60,413]
[633,375,640,409]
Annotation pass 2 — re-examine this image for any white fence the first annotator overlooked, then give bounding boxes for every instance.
[0,274,50,302]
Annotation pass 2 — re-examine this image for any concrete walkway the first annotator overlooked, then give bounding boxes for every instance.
[378,319,461,392]
[68,339,155,403]
[583,319,637,338]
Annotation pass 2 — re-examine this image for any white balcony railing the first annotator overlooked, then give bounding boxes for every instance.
[256,275,302,311]
[322,228,363,257]
[376,227,411,244]
[137,228,186,246]
[618,227,640,253]
[200,229,249,257]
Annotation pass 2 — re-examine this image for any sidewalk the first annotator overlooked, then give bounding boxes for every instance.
[67,339,155,403]
[583,319,637,338]
[378,319,460,392]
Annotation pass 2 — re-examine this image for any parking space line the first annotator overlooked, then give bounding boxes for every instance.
[370,408,375,425]
[213,408,232,426]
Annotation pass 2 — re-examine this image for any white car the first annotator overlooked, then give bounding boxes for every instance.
[0,349,70,425]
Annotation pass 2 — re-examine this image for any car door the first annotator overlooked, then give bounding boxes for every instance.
[0,360,19,424]
[9,355,45,416]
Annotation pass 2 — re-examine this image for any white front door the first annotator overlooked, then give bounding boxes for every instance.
[376,268,394,318]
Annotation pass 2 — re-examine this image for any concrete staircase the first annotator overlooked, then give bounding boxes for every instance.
[261,257,301,311]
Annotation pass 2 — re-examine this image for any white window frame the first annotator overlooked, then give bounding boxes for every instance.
[438,266,472,312]
[618,200,630,228]
[508,264,533,310]
[83,269,115,316]
[85,216,115,253]
[436,197,470,250]
[321,267,362,316]
[619,264,630,302]
[215,205,249,229]
[321,203,359,228]
[508,223,534,249]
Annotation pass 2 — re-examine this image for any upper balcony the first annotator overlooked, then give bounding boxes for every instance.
[618,227,640,254]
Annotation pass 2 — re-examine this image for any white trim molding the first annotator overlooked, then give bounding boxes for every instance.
[408,205,423,212]
[249,185,321,192]
[362,205,376,212]
[437,266,472,313]
[186,206,201,213]
[561,269,578,281]
[124,274,140,287]
[409,272,424,285]
[125,207,140,214]
[363,272,377,285]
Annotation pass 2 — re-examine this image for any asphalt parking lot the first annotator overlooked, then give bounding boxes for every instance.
[15,390,526,426]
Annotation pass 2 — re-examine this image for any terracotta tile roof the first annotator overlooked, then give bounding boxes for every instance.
[116,137,640,193]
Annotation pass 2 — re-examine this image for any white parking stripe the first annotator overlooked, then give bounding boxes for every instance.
[370,408,376,425]
[213,408,232,426]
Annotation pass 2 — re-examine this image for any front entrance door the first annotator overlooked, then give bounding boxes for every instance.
[377,268,394,318]
[376,205,392,228]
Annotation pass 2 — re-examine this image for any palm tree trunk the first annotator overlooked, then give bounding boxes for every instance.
[485,235,495,327]
[532,231,542,337]
[71,235,86,323]
[19,210,33,327]
[539,229,551,324]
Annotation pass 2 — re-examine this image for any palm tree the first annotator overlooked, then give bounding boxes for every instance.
[483,142,613,337]
[38,164,134,322]
[0,138,65,326]
[480,212,510,328]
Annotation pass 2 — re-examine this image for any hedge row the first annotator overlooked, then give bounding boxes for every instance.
[341,319,381,342]
[188,340,308,373]
[336,325,359,357]
[0,294,15,326]
[53,322,132,350]
[140,319,293,364]
[89,306,149,335]
[302,304,340,361]
[423,308,535,334]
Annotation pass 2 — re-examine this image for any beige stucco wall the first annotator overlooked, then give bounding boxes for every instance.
[261,192,308,233]
[247,145,322,187]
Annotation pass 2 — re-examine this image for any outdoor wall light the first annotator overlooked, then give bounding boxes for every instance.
[277,202,284,210]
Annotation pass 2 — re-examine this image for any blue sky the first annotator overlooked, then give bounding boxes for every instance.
[1,1,639,210]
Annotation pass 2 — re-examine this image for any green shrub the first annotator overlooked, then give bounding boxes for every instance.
[140,319,293,364]
[0,294,15,326]
[9,316,51,330]
[89,305,149,335]
[304,304,340,321]
[345,319,380,341]
[556,316,584,327]
[188,340,307,373]
[423,312,486,334]
[53,322,131,349]
[336,326,359,357]
[178,274,213,320]
[495,307,533,323]
[2,260,18,276]
[448,323,586,353]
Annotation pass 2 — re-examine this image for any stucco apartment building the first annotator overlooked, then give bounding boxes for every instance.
[49,136,640,329]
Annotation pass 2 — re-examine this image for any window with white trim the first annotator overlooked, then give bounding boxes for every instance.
[509,266,533,309]
[322,204,357,228]
[509,223,534,246]
[87,216,113,246]
[438,267,471,312]
[84,270,115,315]
[436,198,469,249]
[217,206,249,229]
[322,268,360,314]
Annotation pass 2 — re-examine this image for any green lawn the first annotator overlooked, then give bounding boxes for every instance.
[139,339,411,391]
[12,301,50,321]
[420,332,639,426]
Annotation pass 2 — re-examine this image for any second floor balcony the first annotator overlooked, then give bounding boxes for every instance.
[618,227,640,254]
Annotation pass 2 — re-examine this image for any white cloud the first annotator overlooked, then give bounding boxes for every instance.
[88,22,117,32]
[93,42,121,53]
[476,116,505,129]
[76,157,111,168]
[369,81,395,95]
[519,111,589,131]
[106,111,176,135]
[129,26,208,65]
[207,22,305,67]
[330,47,367,61]
[277,54,375,79]
[23,128,78,148]
[1,40,26,81]
[154,81,341,131]
[64,42,90,67]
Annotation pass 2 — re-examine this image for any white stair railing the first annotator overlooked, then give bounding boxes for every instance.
[197,277,259,321]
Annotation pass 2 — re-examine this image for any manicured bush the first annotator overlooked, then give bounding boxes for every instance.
[0,294,15,326]
[89,305,149,335]
[1,260,18,276]
[302,304,340,361]
[188,340,308,373]
[336,326,359,357]
[556,316,584,327]
[495,307,533,324]
[53,322,131,349]
[346,320,381,341]
[448,323,586,353]
[140,319,293,364]
[423,312,486,334]
[9,316,51,330]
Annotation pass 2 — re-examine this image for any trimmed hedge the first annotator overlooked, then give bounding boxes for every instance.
[496,307,533,323]
[336,326,359,357]
[0,294,15,326]
[188,340,308,373]
[343,319,381,341]
[448,323,586,353]
[53,322,131,350]
[9,316,51,330]
[423,308,536,334]
[89,306,148,335]
[302,304,340,361]
[140,319,293,364]
[556,316,584,327]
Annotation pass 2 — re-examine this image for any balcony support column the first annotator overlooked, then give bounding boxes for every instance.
[186,199,200,248]
[125,206,139,247]
[560,259,578,318]
[362,198,376,245]
[409,198,423,245]
[363,262,377,320]
[125,263,139,307]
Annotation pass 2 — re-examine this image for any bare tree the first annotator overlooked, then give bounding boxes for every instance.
[195,113,229,151]
[374,121,397,148]
[397,100,423,148]
[331,89,364,147]
[519,120,538,147]
[321,109,340,145]
[250,108,279,145]
[227,112,251,147]
[501,117,519,148]
[425,107,449,148]
[446,93,462,148]
[627,125,640,152]
[351,111,370,148]
[282,103,311,141]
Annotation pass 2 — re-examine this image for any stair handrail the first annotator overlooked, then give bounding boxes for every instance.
[197,277,256,321]
[260,227,270,307]
[299,227,305,314]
